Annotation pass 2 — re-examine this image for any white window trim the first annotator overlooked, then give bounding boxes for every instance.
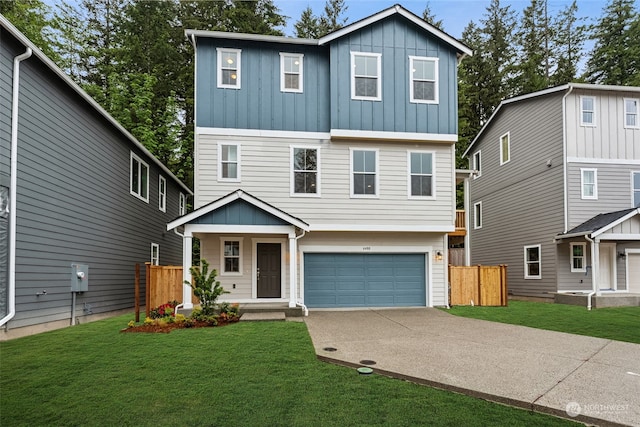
[409,56,439,104]
[580,95,596,127]
[632,171,640,207]
[280,52,303,93]
[158,176,166,212]
[624,98,639,129]
[581,168,598,200]
[217,142,241,182]
[407,150,436,200]
[220,237,244,276]
[217,48,241,89]
[350,148,379,198]
[179,193,186,216]
[524,244,542,279]
[473,201,482,229]
[151,243,159,266]
[130,151,149,203]
[499,132,510,165]
[290,145,321,198]
[350,51,382,101]
[570,242,587,273]
[473,150,481,179]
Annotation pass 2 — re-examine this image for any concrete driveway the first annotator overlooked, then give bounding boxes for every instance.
[304,308,640,427]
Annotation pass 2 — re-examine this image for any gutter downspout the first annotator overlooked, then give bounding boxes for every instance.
[1,47,33,328]
[585,234,596,310]
[293,229,308,316]
[561,85,574,234]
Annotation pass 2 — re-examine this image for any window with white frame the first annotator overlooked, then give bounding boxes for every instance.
[291,147,319,196]
[624,98,639,128]
[179,193,186,216]
[524,245,541,279]
[633,172,640,207]
[151,243,159,266]
[580,96,596,126]
[217,48,241,89]
[158,176,166,212]
[570,242,586,272]
[408,151,434,198]
[351,52,381,101]
[409,56,438,103]
[280,53,303,93]
[218,143,240,181]
[581,168,597,199]
[351,149,378,197]
[500,132,510,165]
[473,201,482,229]
[473,151,481,178]
[221,239,242,275]
[130,152,149,202]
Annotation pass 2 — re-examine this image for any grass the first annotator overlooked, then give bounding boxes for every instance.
[0,314,578,427]
[445,300,640,344]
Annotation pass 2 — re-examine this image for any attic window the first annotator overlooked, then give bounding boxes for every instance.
[409,56,438,103]
[351,52,381,101]
[217,48,241,89]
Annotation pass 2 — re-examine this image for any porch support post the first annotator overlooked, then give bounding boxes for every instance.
[182,231,194,309]
[593,239,600,296]
[289,233,297,308]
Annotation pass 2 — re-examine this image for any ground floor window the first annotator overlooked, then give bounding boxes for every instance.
[524,244,541,279]
[221,238,242,275]
[570,242,586,272]
[151,243,159,266]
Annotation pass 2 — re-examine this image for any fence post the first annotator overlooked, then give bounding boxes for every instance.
[447,264,451,307]
[145,262,151,318]
[477,265,482,306]
[501,265,508,306]
[135,263,140,322]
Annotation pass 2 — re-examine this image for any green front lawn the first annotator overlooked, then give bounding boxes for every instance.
[445,301,640,344]
[0,315,576,426]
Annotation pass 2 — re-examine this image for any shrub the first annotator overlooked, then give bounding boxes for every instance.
[149,300,179,319]
[185,260,228,316]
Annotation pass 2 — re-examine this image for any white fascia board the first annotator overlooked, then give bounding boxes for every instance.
[309,224,454,233]
[596,233,640,241]
[330,129,457,143]
[186,224,295,235]
[568,82,640,94]
[592,208,640,238]
[196,126,330,141]
[555,231,590,240]
[566,157,640,165]
[299,245,433,253]
[0,16,192,195]
[185,29,317,46]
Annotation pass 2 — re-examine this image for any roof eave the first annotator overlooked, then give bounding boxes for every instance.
[185,29,318,46]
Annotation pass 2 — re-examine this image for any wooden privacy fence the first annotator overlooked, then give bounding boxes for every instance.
[449,265,508,306]
[135,263,185,319]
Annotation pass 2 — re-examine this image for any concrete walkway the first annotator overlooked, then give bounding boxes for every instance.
[304,308,640,426]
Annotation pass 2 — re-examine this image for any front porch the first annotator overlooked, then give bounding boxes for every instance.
[554,292,640,308]
[178,302,306,319]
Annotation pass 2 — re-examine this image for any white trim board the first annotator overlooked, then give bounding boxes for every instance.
[308,224,454,232]
[330,129,457,143]
[567,157,640,165]
[196,126,330,141]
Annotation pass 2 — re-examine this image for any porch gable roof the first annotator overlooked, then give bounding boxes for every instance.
[167,190,309,231]
[556,208,640,239]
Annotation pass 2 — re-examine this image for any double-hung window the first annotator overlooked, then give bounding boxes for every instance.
[351,52,381,101]
[151,243,159,266]
[473,201,482,229]
[351,149,378,197]
[580,96,596,126]
[581,168,597,199]
[179,193,186,216]
[280,53,303,93]
[158,176,166,212]
[218,143,240,181]
[409,56,438,103]
[130,152,149,202]
[473,151,481,178]
[500,132,510,165]
[408,151,434,198]
[524,245,541,279]
[221,238,242,275]
[570,243,586,273]
[217,48,241,89]
[624,98,639,128]
[291,147,319,196]
[633,172,640,207]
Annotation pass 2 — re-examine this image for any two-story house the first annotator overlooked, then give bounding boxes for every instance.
[463,83,640,302]
[168,5,471,310]
[1,16,191,338]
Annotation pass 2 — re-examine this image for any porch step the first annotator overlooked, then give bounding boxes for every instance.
[240,312,286,322]
[238,304,304,318]
[554,293,640,308]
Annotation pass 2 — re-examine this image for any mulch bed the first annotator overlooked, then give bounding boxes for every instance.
[121,318,240,334]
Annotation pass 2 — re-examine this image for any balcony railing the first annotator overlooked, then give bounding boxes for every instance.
[455,210,465,230]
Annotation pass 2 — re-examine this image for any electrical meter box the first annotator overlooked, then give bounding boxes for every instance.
[71,263,88,292]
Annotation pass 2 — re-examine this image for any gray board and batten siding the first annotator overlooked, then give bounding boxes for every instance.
[468,92,566,297]
[1,23,189,330]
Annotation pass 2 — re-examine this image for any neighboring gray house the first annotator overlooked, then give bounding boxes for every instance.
[0,16,192,338]
[463,83,640,299]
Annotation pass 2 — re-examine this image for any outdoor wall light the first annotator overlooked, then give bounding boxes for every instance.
[435,251,443,261]
[618,252,626,258]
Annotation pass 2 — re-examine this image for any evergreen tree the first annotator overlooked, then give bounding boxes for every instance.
[514,0,551,95]
[550,0,586,86]
[422,1,444,31]
[294,6,321,39]
[50,1,88,81]
[319,0,348,35]
[0,0,59,62]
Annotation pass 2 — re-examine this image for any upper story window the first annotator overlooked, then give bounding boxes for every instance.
[473,151,481,178]
[580,96,596,126]
[633,172,640,207]
[624,98,639,128]
[291,147,319,196]
[473,201,482,229]
[158,176,166,212]
[570,243,586,273]
[218,143,240,182]
[351,149,378,197]
[408,151,434,198]
[217,48,241,89]
[220,238,242,275]
[581,168,597,199]
[280,53,303,93]
[130,152,149,202]
[351,52,381,101]
[524,244,541,279]
[179,193,186,216]
[409,56,438,104]
[500,132,510,165]
[151,243,159,266]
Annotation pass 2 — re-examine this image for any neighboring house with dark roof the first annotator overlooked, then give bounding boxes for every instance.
[168,5,472,310]
[0,16,192,338]
[463,83,640,299]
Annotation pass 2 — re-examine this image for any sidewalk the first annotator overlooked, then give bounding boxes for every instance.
[304,308,640,426]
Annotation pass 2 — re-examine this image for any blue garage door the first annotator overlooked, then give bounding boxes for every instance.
[304,253,426,308]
